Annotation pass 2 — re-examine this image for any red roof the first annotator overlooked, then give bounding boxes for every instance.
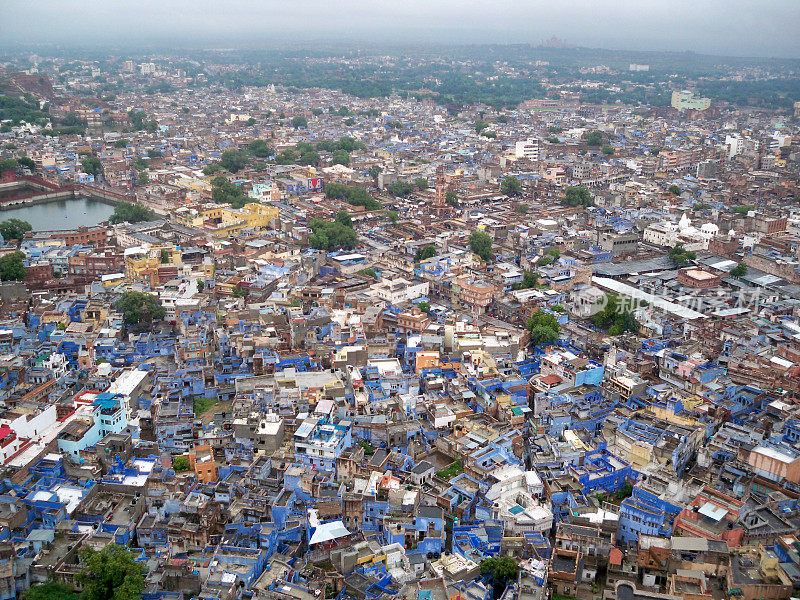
[0,425,13,440]
[540,374,563,386]
[609,547,623,566]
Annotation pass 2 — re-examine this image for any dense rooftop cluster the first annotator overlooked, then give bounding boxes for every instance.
[0,48,798,600]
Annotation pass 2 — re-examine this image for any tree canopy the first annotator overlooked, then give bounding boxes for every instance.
[585,130,603,146]
[668,184,682,195]
[81,155,103,177]
[415,245,437,262]
[115,291,166,325]
[731,262,747,277]
[480,556,520,599]
[387,180,416,198]
[0,251,26,282]
[500,175,521,196]
[219,150,248,173]
[110,202,157,224]
[526,310,560,347]
[308,214,358,252]
[324,182,381,210]
[211,176,249,208]
[668,243,696,266]
[23,582,78,600]
[291,116,308,129]
[247,139,273,157]
[469,230,493,262]
[0,218,32,242]
[592,293,639,336]
[76,544,145,600]
[562,185,593,207]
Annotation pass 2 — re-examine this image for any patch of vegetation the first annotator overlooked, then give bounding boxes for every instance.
[436,459,463,480]
[469,230,493,262]
[110,201,157,224]
[324,182,381,210]
[527,310,560,346]
[592,293,639,336]
[193,396,217,416]
[668,243,696,266]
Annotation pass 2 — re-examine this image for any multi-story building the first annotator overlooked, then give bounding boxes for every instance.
[515,138,541,161]
[293,416,352,475]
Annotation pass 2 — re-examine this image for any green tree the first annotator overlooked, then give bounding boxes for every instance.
[202,163,223,176]
[474,120,489,134]
[23,582,78,600]
[730,262,747,277]
[247,139,273,157]
[415,177,428,190]
[335,211,352,228]
[197,279,205,292]
[668,184,682,195]
[602,144,615,155]
[387,180,415,198]
[417,301,431,313]
[469,230,493,262]
[0,251,25,281]
[110,202,157,224]
[127,110,147,130]
[591,293,639,335]
[0,218,32,242]
[211,176,249,208]
[367,165,383,181]
[668,243,696,267]
[527,310,560,347]
[415,245,437,262]
[77,544,144,600]
[136,170,149,186]
[358,268,379,280]
[331,149,350,166]
[0,158,18,173]
[512,270,539,290]
[173,456,190,471]
[160,248,170,264]
[219,150,248,173]
[17,156,35,171]
[115,291,166,325]
[291,115,308,129]
[515,204,529,214]
[500,175,521,196]
[445,190,459,206]
[585,130,603,146]
[480,556,520,599]
[81,155,103,177]
[563,185,593,207]
[246,117,256,126]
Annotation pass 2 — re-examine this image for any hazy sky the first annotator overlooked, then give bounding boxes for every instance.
[2,0,799,58]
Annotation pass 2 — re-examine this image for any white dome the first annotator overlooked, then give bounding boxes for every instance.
[700,223,719,234]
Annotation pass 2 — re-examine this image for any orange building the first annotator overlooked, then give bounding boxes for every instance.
[188,444,217,483]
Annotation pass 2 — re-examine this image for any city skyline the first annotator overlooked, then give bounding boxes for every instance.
[2,0,800,59]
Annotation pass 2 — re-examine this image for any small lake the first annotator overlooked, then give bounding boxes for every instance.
[0,197,115,231]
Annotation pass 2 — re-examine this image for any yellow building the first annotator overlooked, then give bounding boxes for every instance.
[175,202,278,237]
[124,244,183,284]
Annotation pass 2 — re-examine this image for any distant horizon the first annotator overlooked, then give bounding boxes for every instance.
[2,0,799,60]
[3,38,800,64]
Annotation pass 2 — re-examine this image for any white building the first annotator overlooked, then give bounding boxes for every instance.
[515,138,540,160]
[488,465,552,534]
[725,134,745,159]
[369,277,429,305]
